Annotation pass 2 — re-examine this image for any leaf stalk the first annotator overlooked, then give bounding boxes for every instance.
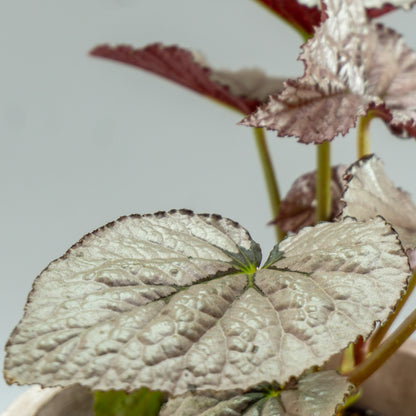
[316,142,332,223]
[253,128,285,242]
[368,268,416,352]
[356,114,373,159]
[349,307,416,386]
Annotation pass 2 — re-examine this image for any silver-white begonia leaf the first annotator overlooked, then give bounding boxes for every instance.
[160,370,352,416]
[241,0,375,143]
[297,0,415,9]
[342,155,416,252]
[4,212,409,395]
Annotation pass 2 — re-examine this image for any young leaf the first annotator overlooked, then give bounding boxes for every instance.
[160,370,353,416]
[341,155,416,263]
[94,388,164,416]
[254,0,413,35]
[242,0,416,143]
[4,212,409,395]
[296,0,415,10]
[273,165,346,233]
[90,44,284,114]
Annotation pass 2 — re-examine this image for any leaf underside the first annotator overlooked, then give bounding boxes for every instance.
[160,370,353,416]
[90,43,284,114]
[273,165,346,233]
[243,0,416,143]
[4,211,409,395]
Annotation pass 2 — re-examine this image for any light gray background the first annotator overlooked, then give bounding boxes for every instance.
[1,0,415,410]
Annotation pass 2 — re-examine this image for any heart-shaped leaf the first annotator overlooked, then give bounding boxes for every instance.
[242,0,416,143]
[4,211,409,395]
[90,44,284,114]
[273,165,346,233]
[341,155,416,266]
[160,370,353,416]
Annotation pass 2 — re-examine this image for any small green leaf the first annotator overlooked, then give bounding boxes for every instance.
[160,371,353,416]
[94,388,164,416]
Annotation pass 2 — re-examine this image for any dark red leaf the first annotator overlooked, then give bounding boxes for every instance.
[366,4,396,18]
[90,44,284,114]
[272,165,346,233]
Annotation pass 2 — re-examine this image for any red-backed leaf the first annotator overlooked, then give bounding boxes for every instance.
[273,165,346,233]
[366,3,397,18]
[242,0,416,143]
[90,43,284,114]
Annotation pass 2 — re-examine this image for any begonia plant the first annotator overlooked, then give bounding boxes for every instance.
[4,0,416,415]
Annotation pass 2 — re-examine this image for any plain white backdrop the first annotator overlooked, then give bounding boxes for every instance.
[1,0,416,410]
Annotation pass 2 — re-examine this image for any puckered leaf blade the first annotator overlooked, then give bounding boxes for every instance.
[240,77,369,143]
[90,43,284,114]
[341,155,416,253]
[4,210,261,394]
[253,0,412,35]
[297,0,415,9]
[260,217,409,383]
[160,371,353,416]
[273,165,346,233]
[241,0,375,143]
[4,213,409,394]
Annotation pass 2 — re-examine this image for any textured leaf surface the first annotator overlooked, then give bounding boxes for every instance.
[297,0,415,8]
[342,155,416,259]
[94,388,164,416]
[4,212,409,394]
[243,0,416,142]
[273,165,346,233]
[255,0,413,34]
[160,370,352,416]
[90,43,284,114]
